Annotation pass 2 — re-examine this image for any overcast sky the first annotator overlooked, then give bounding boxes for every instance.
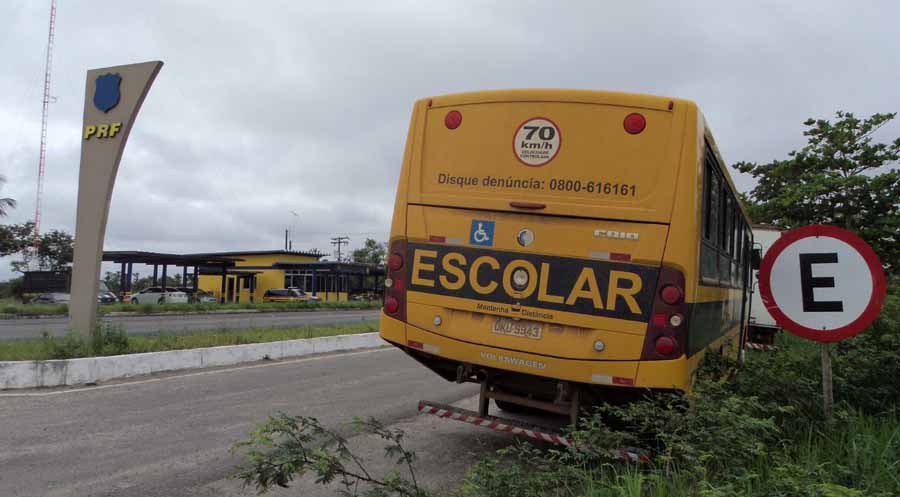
[1,1,898,280]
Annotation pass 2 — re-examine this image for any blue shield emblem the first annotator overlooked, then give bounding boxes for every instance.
[93,73,122,113]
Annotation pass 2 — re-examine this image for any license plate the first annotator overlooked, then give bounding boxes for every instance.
[491,317,543,340]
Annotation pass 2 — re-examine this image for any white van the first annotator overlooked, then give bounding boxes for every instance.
[749,225,782,343]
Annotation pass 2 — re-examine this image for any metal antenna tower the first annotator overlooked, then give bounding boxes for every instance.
[33,0,58,263]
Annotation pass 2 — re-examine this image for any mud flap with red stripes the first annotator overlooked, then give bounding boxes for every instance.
[417,400,649,462]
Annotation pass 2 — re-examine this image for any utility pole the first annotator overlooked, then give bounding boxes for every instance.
[331,236,349,262]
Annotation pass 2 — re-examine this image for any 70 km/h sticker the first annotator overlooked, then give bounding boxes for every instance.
[513,117,561,167]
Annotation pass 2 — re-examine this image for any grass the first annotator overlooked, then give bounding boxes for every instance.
[0,321,379,361]
[0,299,381,317]
[458,323,900,497]
[566,411,900,497]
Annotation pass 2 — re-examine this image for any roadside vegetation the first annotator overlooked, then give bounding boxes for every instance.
[0,299,380,317]
[0,321,378,361]
[234,291,899,497]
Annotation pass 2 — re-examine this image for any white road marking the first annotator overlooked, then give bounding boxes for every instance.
[0,347,393,398]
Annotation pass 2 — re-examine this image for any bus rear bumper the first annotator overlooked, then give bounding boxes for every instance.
[380,315,690,391]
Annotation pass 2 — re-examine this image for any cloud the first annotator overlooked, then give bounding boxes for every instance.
[1,0,898,279]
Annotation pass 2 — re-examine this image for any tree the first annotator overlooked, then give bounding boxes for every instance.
[37,230,73,270]
[0,175,16,218]
[7,227,74,272]
[103,271,122,294]
[734,111,900,273]
[352,238,387,266]
[0,222,35,256]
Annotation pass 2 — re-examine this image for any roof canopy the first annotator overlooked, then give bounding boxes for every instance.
[103,251,241,266]
[273,261,385,276]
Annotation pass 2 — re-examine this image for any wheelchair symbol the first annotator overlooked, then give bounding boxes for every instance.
[473,223,489,243]
[469,219,495,246]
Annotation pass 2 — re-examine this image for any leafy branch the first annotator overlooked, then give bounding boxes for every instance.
[232,414,429,497]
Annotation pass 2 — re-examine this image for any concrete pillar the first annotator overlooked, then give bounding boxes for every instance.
[119,262,126,298]
[220,266,227,304]
[68,61,163,335]
[126,263,133,292]
[161,264,167,301]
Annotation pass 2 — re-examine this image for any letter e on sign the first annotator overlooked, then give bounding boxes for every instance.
[758,224,886,342]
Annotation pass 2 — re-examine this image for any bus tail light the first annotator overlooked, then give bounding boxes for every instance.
[655,336,676,355]
[383,238,407,322]
[445,110,462,130]
[642,266,687,360]
[624,113,646,134]
[660,285,682,305]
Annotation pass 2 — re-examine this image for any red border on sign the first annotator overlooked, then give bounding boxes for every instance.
[512,117,562,167]
[757,224,886,342]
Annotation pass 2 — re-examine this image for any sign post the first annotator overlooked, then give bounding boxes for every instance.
[757,224,886,422]
[68,61,163,336]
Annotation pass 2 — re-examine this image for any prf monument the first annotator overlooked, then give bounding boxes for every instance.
[69,61,163,335]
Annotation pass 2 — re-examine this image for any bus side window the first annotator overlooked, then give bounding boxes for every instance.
[709,166,721,244]
[700,158,720,283]
[719,185,731,285]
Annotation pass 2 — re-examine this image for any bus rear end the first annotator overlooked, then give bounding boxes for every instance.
[380,89,696,412]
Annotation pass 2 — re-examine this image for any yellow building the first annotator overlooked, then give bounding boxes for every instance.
[192,250,383,303]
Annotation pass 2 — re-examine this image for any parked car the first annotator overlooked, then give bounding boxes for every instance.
[31,292,71,305]
[130,287,189,304]
[263,288,320,303]
[175,287,218,304]
[97,291,118,304]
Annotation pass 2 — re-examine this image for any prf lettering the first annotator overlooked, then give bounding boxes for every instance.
[411,250,643,314]
[83,122,123,141]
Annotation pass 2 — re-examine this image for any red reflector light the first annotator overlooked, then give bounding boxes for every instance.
[445,110,462,129]
[385,297,400,314]
[612,376,635,386]
[660,285,683,305]
[655,336,675,355]
[429,235,446,243]
[651,314,667,327]
[610,252,631,262]
[387,253,403,271]
[407,340,423,350]
[624,113,646,134]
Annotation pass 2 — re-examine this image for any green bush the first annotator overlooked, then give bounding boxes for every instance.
[91,324,130,356]
[37,324,131,359]
[0,299,381,317]
[40,331,86,359]
[230,290,899,497]
[458,327,900,497]
[832,292,900,414]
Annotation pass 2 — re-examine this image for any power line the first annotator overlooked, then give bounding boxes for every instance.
[330,236,349,262]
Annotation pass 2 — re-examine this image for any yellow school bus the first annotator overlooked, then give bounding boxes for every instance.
[380,89,752,418]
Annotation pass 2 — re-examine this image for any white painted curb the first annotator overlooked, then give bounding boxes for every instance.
[0,332,386,390]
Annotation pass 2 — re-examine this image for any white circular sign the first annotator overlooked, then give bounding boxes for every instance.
[758,225,886,342]
[513,117,561,167]
[768,236,871,330]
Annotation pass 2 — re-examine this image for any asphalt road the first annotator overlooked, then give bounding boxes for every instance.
[0,309,381,339]
[0,347,503,497]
